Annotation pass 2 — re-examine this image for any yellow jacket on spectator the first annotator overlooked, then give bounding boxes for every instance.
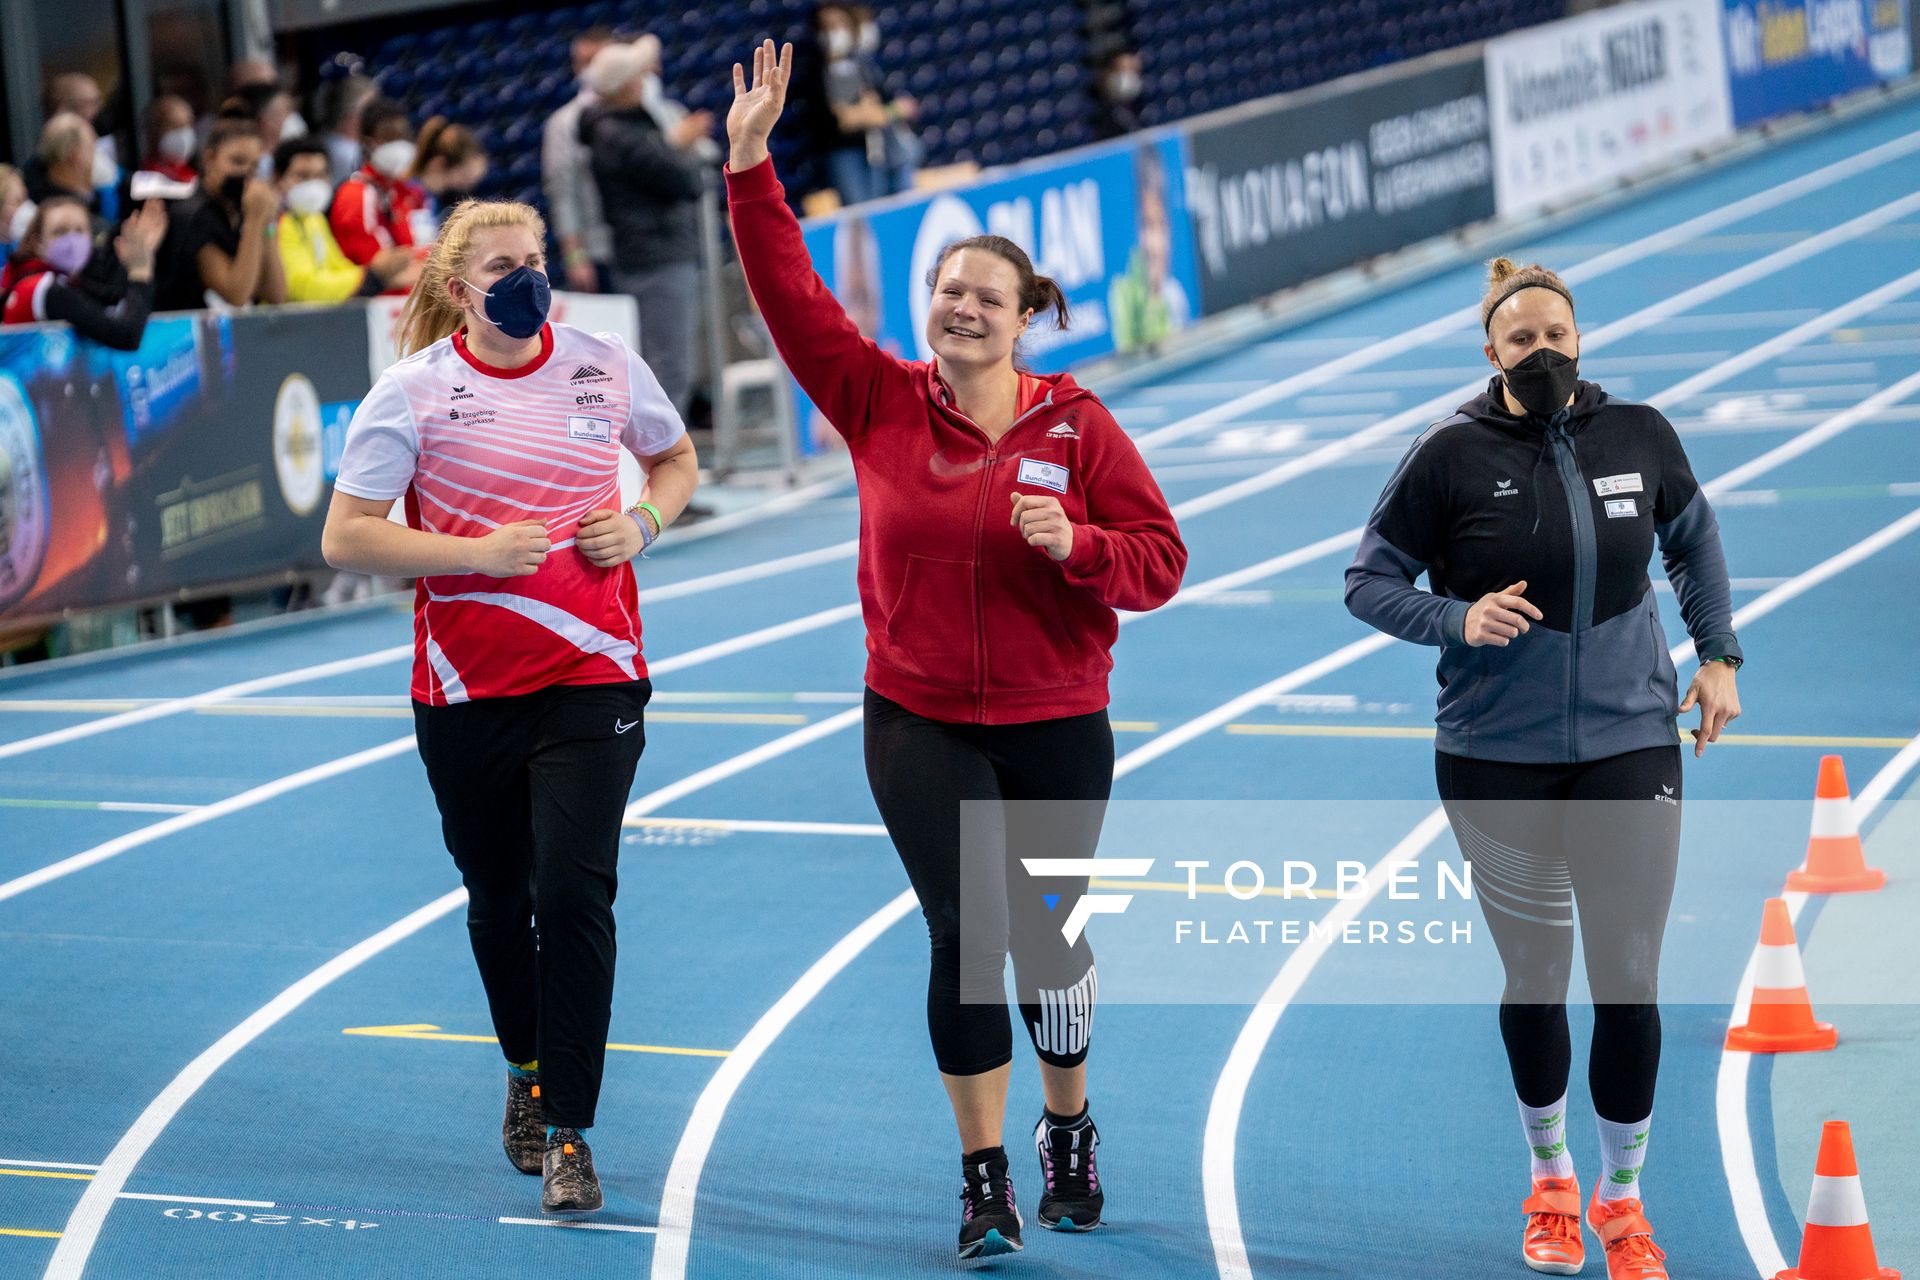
[278,210,368,303]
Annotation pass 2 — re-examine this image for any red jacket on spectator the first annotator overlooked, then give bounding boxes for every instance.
[726,156,1186,725]
[329,165,428,270]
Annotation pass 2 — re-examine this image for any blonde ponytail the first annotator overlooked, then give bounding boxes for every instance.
[395,199,549,357]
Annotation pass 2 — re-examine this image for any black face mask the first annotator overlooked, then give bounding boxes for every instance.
[1499,346,1579,420]
[218,174,247,206]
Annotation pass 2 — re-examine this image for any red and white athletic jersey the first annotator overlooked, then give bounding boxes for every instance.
[335,321,686,705]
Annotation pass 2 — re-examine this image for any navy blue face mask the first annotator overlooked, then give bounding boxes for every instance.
[462,265,551,341]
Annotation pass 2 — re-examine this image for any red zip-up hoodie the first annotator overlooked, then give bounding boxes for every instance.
[727,157,1187,724]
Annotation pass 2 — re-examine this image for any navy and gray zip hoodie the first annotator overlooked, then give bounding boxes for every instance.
[1345,378,1742,764]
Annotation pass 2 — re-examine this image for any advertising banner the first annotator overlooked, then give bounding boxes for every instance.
[788,133,1202,455]
[1721,0,1912,125]
[1181,56,1496,313]
[1485,0,1735,217]
[0,306,373,626]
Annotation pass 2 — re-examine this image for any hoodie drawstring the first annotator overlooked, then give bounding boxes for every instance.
[1529,406,1575,536]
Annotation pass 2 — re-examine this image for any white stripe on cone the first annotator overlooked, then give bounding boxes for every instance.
[1810,796,1857,839]
[1752,942,1809,992]
[1805,1173,1870,1228]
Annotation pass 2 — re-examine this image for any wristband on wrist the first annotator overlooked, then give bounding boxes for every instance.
[1712,655,1742,669]
[625,502,661,550]
[636,502,662,537]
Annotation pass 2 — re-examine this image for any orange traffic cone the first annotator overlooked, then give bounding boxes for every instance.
[1786,756,1887,893]
[1725,898,1837,1052]
[1775,1121,1900,1280]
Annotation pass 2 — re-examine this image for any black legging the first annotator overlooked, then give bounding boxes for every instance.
[1435,745,1680,1122]
[864,688,1114,1077]
[413,679,652,1129]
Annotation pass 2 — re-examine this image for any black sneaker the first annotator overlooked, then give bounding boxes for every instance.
[541,1127,603,1213]
[1034,1111,1103,1231]
[503,1072,544,1175]
[957,1148,1023,1259]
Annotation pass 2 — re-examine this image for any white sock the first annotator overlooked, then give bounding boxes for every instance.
[1519,1094,1575,1180]
[1596,1113,1652,1203]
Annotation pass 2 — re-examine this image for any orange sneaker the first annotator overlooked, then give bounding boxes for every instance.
[1586,1196,1669,1280]
[1522,1176,1585,1274]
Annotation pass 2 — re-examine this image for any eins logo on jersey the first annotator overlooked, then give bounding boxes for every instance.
[570,364,613,385]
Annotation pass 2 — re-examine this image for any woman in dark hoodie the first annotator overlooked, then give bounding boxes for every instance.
[726,41,1186,1260]
[1347,258,1743,1280]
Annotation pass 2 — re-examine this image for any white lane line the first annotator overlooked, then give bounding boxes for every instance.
[37,608,899,1276]
[2,609,864,905]
[115,1193,276,1208]
[498,1217,659,1234]
[1171,188,1920,522]
[1716,658,1920,1280]
[655,475,849,547]
[638,539,857,603]
[1133,127,1920,452]
[625,817,889,837]
[42,889,467,1278]
[0,737,418,905]
[622,708,865,821]
[0,648,410,762]
[644,604,861,677]
[1206,503,1920,1280]
[0,1160,100,1172]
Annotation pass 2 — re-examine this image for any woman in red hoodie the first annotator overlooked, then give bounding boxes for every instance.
[726,41,1186,1259]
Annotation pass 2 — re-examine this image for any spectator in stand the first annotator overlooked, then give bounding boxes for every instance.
[812,3,919,206]
[34,74,121,215]
[1090,50,1144,140]
[409,117,489,240]
[544,25,618,293]
[274,137,418,303]
[138,95,199,184]
[154,118,287,311]
[0,195,165,349]
[215,82,303,183]
[28,114,103,218]
[0,165,28,258]
[581,38,714,415]
[318,71,380,186]
[329,98,430,280]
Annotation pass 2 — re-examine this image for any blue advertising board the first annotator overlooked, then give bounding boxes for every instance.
[1721,0,1912,125]
[786,133,1201,456]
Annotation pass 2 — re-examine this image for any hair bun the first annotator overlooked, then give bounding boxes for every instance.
[1486,256,1519,285]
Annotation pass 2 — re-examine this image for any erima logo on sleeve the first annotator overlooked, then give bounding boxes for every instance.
[1494,478,1519,497]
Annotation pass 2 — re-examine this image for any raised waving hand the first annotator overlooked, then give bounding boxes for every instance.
[727,39,793,171]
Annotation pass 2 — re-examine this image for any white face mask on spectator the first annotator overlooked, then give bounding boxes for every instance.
[858,23,880,54]
[641,73,664,108]
[1107,70,1143,102]
[158,126,196,162]
[91,146,118,189]
[285,178,332,217]
[824,28,853,58]
[370,139,415,179]
[282,111,309,140]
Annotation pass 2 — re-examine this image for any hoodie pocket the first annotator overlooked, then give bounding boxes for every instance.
[879,554,977,689]
[981,559,1112,692]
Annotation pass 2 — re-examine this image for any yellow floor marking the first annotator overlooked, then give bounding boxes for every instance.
[1090,878,1338,901]
[0,1168,91,1181]
[0,1227,63,1238]
[342,1024,728,1058]
[0,700,144,713]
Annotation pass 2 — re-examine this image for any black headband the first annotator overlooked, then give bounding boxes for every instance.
[1484,280,1575,332]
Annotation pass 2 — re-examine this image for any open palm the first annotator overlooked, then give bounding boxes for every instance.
[727,39,792,167]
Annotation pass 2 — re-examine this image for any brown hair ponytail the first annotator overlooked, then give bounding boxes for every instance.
[927,235,1073,333]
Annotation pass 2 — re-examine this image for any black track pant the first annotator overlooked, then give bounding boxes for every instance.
[413,679,651,1129]
[864,689,1113,1077]
[1436,745,1680,1122]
